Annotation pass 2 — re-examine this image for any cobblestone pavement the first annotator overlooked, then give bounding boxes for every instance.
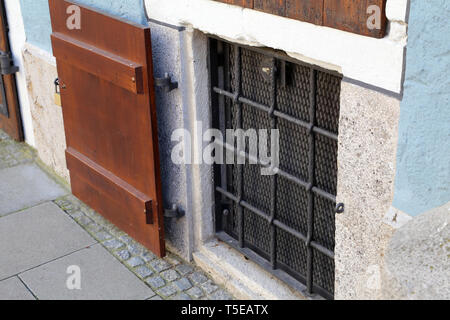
[0,130,36,169]
[53,195,233,300]
[0,130,233,300]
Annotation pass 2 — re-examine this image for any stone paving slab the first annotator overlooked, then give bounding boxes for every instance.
[0,163,68,216]
[383,202,450,300]
[20,244,155,300]
[0,130,233,300]
[0,277,35,300]
[0,202,97,280]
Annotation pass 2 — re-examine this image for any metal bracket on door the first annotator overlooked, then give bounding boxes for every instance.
[0,74,9,117]
[155,73,178,92]
[0,51,18,75]
[164,204,185,219]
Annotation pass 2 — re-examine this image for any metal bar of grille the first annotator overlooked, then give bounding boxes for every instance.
[312,187,336,203]
[213,86,338,141]
[273,110,312,133]
[306,68,317,294]
[209,39,220,232]
[214,139,336,202]
[269,57,278,269]
[234,45,244,249]
[215,186,334,259]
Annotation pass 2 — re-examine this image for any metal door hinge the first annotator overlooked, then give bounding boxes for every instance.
[0,51,18,75]
[155,73,178,92]
[164,204,184,219]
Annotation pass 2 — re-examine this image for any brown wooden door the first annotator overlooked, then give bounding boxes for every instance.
[0,0,23,141]
[49,0,165,257]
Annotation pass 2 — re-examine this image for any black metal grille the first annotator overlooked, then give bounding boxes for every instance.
[209,38,341,300]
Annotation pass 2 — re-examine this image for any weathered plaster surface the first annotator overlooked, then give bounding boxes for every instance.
[22,44,69,182]
[145,0,408,93]
[335,81,401,300]
[382,202,450,300]
[393,0,450,216]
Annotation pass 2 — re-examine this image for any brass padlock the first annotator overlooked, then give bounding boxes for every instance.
[54,78,61,106]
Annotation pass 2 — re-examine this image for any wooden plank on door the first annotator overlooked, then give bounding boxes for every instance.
[51,33,144,94]
[254,0,286,16]
[231,0,254,8]
[216,0,254,8]
[49,0,165,257]
[286,0,324,25]
[215,0,388,38]
[323,0,387,38]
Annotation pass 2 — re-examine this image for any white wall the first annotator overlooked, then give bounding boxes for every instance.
[4,0,35,146]
[145,0,408,94]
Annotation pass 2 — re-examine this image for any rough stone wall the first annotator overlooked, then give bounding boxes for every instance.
[335,81,401,299]
[22,45,69,183]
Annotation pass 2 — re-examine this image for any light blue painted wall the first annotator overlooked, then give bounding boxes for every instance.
[393,0,450,216]
[19,0,147,53]
[19,0,53,52]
